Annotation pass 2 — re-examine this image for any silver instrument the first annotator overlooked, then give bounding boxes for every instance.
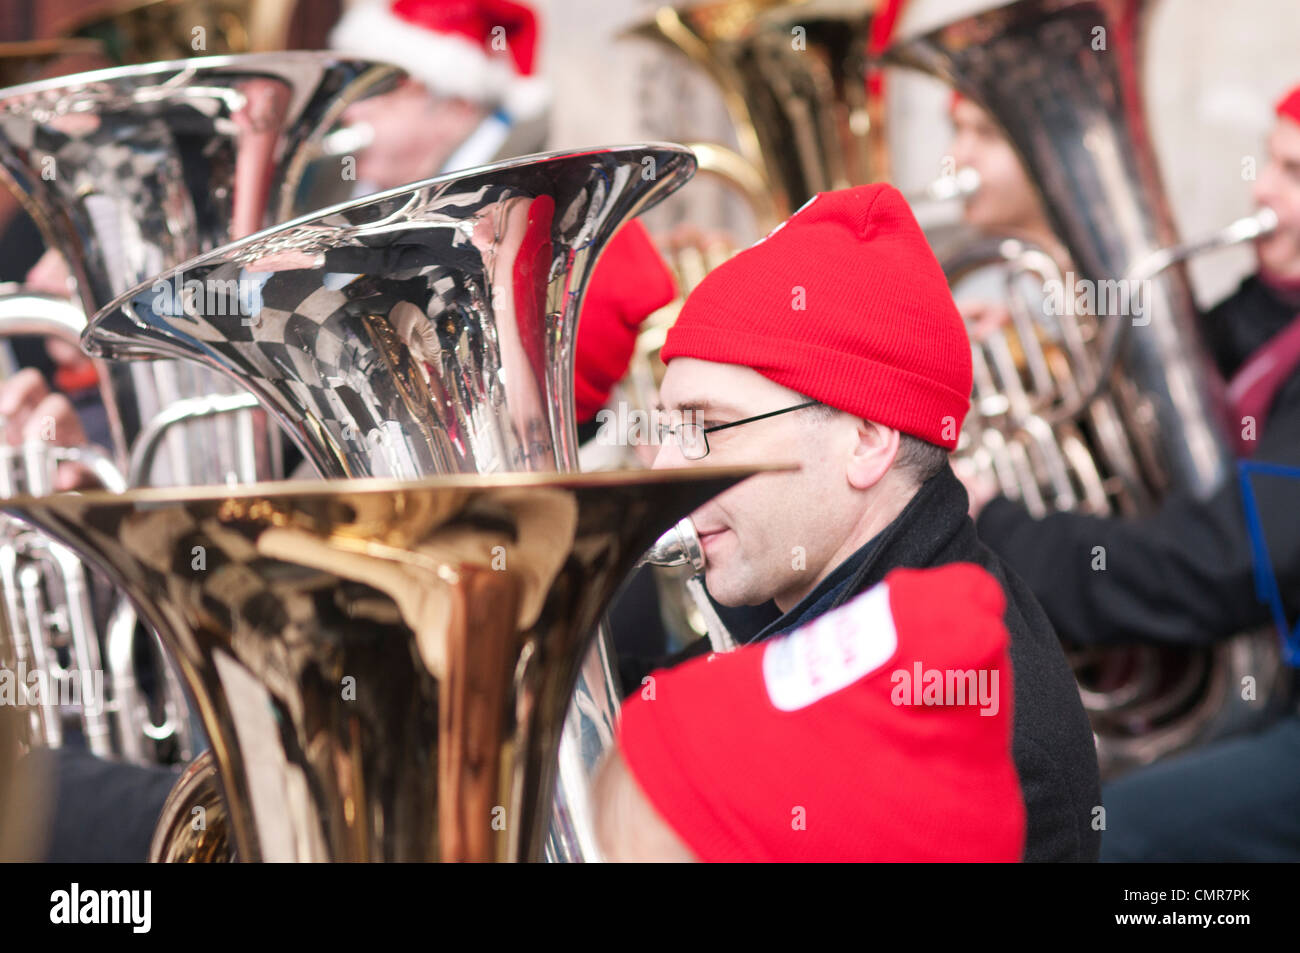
[0,53,401,765]
[82,143,698,859]
[0,291,192,763]
[888,0,1291,774]
[905,166,981,206]
[0,52,402,487]
[640,517,737,652]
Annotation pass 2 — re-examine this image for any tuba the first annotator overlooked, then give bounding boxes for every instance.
[1,468,769,861]
[887,0,1291,775]
[0,53,401,766]
[81,143,698,859]
[623,0,884,229]
[56,0,298,64]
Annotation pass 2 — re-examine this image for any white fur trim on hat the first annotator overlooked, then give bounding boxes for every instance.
[329,2,549,120]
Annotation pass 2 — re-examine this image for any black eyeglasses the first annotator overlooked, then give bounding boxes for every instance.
[656,400,821,460]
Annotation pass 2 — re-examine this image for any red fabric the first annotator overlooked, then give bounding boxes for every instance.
[1276,83,1300,126]
[865,0,909,99]
[618,564,1024,862]
[510,194,553,395]
[574,221,675,423]
[53,361,99,394]
[392,0,539,76]
[660,184,972,448]
[1228,311,1300,456]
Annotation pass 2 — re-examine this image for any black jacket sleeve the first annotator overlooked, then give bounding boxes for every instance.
[976,374,1300,647]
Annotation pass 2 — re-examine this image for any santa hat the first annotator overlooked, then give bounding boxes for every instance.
[574,220,676,423]
[660,183,971,449]
[617,563,1025,862]
[329,0,549,120]
[1276,83,1300,127]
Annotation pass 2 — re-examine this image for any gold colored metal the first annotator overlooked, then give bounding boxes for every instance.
[4,466,780,862]
[624,0,882,227]
[56,0,298,62]
[0,40,107,87]
[149,750,231,862]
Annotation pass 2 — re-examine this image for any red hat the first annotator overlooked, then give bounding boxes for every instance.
[659,185,971,449]
[617,563,1025,862]
[574,221,676,423]
[1277,84,1300,126]
[329,0,549,120]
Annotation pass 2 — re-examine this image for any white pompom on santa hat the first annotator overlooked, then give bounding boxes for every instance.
[330,0,549,121]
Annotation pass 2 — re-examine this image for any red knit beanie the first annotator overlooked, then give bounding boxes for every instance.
[1277,83,1300,126]
[574,220,676,423]
[659,184,971,449]
[617,563,1024,862]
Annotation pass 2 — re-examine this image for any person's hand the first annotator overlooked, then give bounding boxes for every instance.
[958,298,1013,342]
[0,369,100,491]
[952,456,999,519]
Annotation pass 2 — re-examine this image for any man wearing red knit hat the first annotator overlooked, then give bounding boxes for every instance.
[617,182,1100,862]
[969,83,1300,862]
[595,564,1026,862]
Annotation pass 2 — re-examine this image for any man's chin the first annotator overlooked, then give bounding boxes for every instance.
[703,568,767,609]
[1257,238,1300,279]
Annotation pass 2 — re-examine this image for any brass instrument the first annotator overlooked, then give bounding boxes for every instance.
[640,517,737,652]
[0,54,401,766]
[81,143,697,859]
[57,0,297,63]
[624,0,883,228]
[904,166,980,206]
[0,40,107,89]
[0,290,195,764]
[2,468,770,861]
[888,0,1290,774]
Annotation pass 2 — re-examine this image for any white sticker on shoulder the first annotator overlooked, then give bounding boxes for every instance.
[762,582,898,711]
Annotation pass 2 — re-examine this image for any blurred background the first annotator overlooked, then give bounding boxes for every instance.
[0,0,1295,306]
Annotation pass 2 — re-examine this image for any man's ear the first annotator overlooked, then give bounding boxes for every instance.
[845,419,900,491]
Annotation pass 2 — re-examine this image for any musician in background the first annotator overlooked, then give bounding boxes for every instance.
[943,91,1068,340]
[327,0,549,196]
[961,84,1300,862]
[622,182,1100,862]
[595,564,1024,862]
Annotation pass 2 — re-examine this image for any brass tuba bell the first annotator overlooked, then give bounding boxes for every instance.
[1,468,772,861]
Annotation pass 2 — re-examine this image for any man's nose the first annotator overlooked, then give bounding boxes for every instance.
[650,436,683,470]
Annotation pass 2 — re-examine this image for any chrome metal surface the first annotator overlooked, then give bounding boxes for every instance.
[0,292,194,764]
[0,52,402,487]
[85,144,697,482]
[640,516,736,652]
[4,468,770,862]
